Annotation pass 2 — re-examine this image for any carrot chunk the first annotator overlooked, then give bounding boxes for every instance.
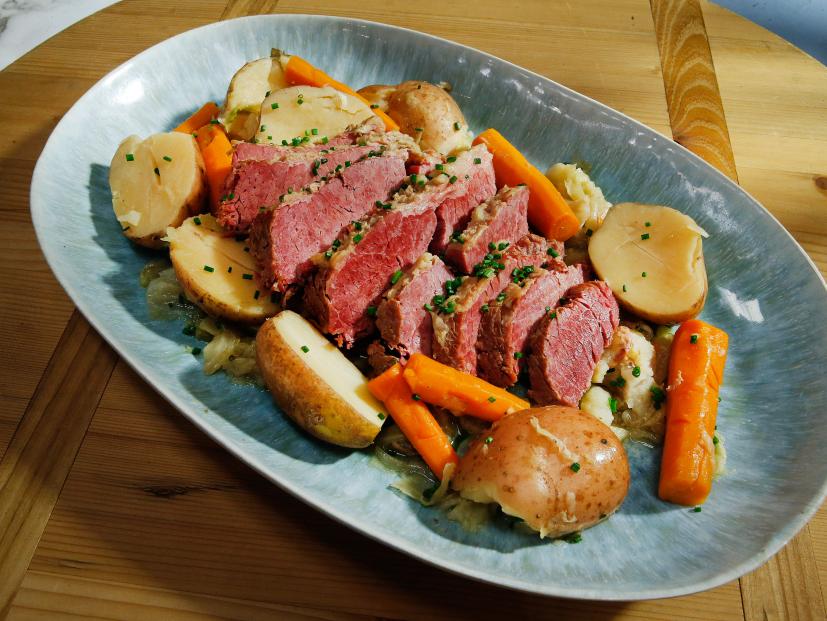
[402,353,530,422]
[284,55,400,131]
[367,364,458,479]
[194,124,233,210]
[658,319,729,506]
[472,128,579,241]
[174,102,220,135]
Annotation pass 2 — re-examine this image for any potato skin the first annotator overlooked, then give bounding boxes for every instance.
[357,80,471,155]
[452,406,630,537]
[256,318,381,449]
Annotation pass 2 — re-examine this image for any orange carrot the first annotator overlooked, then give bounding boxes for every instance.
[367,364,459,479]
[174,102,220,135]
[658,319,729,506]
[472,129,580,241]
[284,55,400,132]
[402,353,530,422]
[194,124,233,210]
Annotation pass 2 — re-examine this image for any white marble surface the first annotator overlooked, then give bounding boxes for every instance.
[0,0,117,71]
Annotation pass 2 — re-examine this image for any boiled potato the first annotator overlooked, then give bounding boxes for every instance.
[110,132,206,248]
[588,203,708,324]
[256,310,388,448]
[357,80,472,155]
[221,55,290,140]
[167,214,279,324]
[255,85,375,146]
[452,406,630,538]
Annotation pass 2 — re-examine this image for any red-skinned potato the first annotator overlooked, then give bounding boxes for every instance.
[452,406,630,538]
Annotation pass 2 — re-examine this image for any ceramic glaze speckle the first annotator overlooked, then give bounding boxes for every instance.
[30,15,827,600]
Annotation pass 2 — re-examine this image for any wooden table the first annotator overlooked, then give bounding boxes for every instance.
[1,1,825,619]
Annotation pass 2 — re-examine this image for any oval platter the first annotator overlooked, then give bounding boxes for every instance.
[30,14,827,600]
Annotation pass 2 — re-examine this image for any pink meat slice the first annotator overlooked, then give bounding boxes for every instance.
[476,263,587,387]
[444,185,529,274]
[249,152,408,293]
[527,280,620,406]
[376,253,454,357]
[430,233,554,375]
[428,144,496,254]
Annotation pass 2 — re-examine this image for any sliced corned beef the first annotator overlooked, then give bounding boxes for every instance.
[430,233,552,374]
[218,120,411,232]
[428,144,496,254]
[304,186,443,347]
[249,151,408,293]
[476,263,586,387]
[527,280,620,406]
[376,253,454,357]
[444,185,529,273]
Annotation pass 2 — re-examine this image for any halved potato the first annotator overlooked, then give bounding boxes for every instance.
[588,203,708,324]
[357,80,472,156]
[110,132,206,248]
[166,214,279,324]
[221,56,290,140]
[255,85,375,146]
[256,310,388,448]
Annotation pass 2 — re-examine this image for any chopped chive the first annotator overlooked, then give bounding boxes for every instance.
[691,506,702,513]
[447,156,457,163]
[473,157,481,164]
[645,221,651,227]
[547,247,559,258]
[484,436,494,444]
[300,345,309,353]
[311,128,319,135]
[345,160,351,167]
[641,233,650,240]
[353,233,363,243]
[549,311,557,319]
[370,104,379,109]
[271,103,280,110]
[321,136,329,144]
[641,271,647,277]
[449,175,457,184]
[209,119,220,125]
[713,436,719,445]
[513,352,524,359]
[253,290,260,300]
[242,273,253,280]
[182,324,196,336]
[570,462,581,473]
[453,121,461,130]
[623,284,628,292]
[496,292,506,303]
[480,303,490,313]
[609,397,618,413]
[632,365,641,377]
[125,153,134,161]
[203,265,214,272]
[366,306,377,317]
[193,216,202,225]
[690,333,699,344]
[153,167,160,176]
[227,266,232,273]
[487,396,496,403]
[378,412,386,420]
[265,90,271,97]
[391,270,403,285]
[324,250,333,259]
[162,155,172,162]
[585,228,593,237]
[412,393,422,401]
[562,532,582,544]
[435,164,444,171]
[414,127,423,132]
[423,303,433,311]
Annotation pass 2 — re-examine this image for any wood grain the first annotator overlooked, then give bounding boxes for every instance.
[0,311,118,616]
[650,0,739,181]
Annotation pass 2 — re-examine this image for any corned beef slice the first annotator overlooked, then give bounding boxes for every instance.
[217,120,403,231]
[249,151,408,293]
[218,142,373,231]
[476,263,586,387]
[376,253,453,357]
[429,144,496,254]
[304,187,441,347]
[431,233,552,374]
[527,281,620,406]
[444,185,529,273]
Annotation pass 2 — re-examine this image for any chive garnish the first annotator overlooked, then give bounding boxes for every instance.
[484,436,493,444]
[193,216,201,225]
[378,412,386,420]
[125,153,134,161]
[547,247,559,258]
[641,233,650,240]
[203,265,214,272]
[300,345,309,353]
[513,352,523,359]
[412,393,422,401]
[366,306,377,317]
[153,167,160,176]
[391,270,403,285]
[570,462,581,473]
[447,156,457,163]
[487,396,496,403]
[473,157,481,164]
[480,304,489,313]
[449,175,457,184]
[690,333,699,344]
[453,121,461,130]
[632,366,641,377]
[242,273,253,280]
[311,128,319,135]
[353,233,363,243]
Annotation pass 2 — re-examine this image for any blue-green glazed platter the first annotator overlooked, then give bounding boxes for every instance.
[30,15,827,600]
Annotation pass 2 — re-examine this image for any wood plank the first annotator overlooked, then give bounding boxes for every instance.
[700,0,827,277]
[0,312,119,616]
[650,0,738,181]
